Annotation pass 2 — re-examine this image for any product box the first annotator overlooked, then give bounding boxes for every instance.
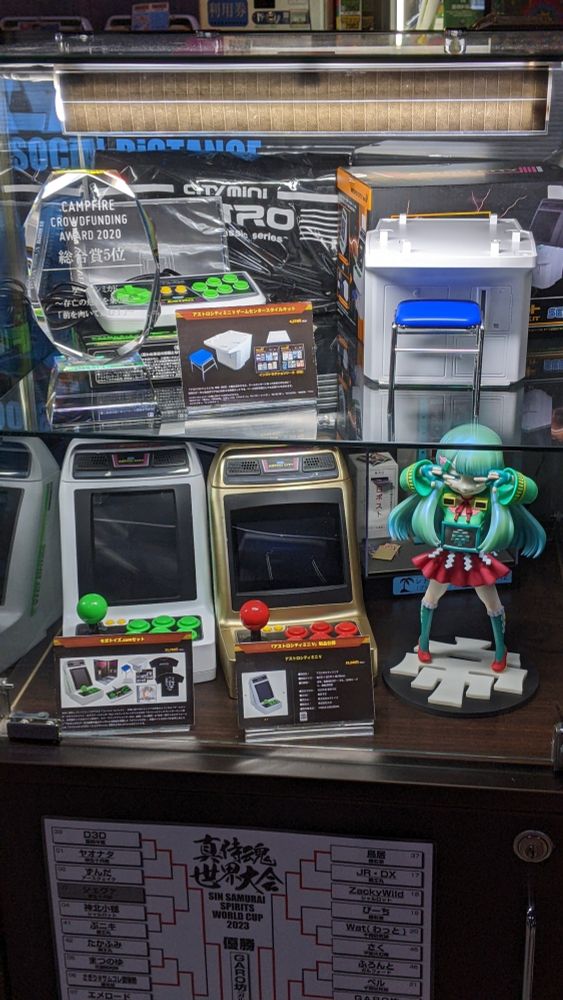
[336,161,563,358]
[131,2,170,30]
[526,339,563,380]
[198,1,334,30]
[348,451,398,541]
[491,0,563,23]
[528,188,563,335]
[336,0,362,30]
[96,150,344,313]
[443,0,485,29]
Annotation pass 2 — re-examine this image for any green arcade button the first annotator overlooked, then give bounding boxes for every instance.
[150,625,173,633]
[223,273,239,284]
[233,280,250,291]
[113,284,151,305]
[152,615,176,629]
[206,277,222,288]
[217,284,233,294]
[126,619,151,633]
[192,281,207,292]
[203,289,219,299]
[177,615,202,638]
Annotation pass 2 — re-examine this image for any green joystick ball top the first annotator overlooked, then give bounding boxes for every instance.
[76,593,108,632]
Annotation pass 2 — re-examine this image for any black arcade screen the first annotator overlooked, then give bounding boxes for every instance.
[0,488,22,605]
[87,489,188,604]
[68,665,91,690]
[230,502,345,597]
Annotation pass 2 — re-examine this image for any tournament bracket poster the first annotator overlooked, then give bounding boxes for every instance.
[43,817,433,1000]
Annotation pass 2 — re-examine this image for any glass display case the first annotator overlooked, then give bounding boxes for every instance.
[1,29,563,1000]
[1,26,562,765]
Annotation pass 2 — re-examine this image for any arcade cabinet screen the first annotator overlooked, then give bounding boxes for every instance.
[0,488,22,605]
[69,665,91,689]
[85,489,193,605]
[230,502,346,598]
[531,203,563,247]
[253,676,275,703]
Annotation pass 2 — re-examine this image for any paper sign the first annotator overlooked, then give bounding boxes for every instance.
[54,632,193,734]
[43,817,434,1000]
[236,635,374,737]
[177,301,317,415]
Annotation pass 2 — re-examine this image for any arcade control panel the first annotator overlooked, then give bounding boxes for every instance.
[76,614,203,638]
[236,619,362,643]
[88,271,265,333]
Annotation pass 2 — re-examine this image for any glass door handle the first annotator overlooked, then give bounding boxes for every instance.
[513,831,555,1000]
[521,897,536,1000]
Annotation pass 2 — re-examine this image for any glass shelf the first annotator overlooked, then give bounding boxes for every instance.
[3,349,563,450]
[1,545,558,770]
[0,30,562,65]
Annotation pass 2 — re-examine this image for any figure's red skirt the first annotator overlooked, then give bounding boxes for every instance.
[412,549,510,588]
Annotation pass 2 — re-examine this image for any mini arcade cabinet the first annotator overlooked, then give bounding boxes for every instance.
[363,215,536,387]
[0,437,61,672]
[60,440,215,682]
[208,445,377,696]
[63,660,104,705]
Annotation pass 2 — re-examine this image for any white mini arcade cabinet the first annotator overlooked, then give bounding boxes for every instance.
[0,437,61,671]
[60,439,216,682]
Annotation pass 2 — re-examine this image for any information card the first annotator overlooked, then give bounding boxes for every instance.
[236,634,375,740]
[43,818,433,1000]
[177,301,317,416]
[54,633,193,734]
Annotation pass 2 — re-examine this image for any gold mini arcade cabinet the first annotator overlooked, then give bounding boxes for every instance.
[208,444,377,696]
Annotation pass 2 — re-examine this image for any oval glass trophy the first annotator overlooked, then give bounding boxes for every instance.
[25,169,161,428]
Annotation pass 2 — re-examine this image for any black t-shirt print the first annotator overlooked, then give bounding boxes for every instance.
[150,657,179,682]
[159,672,183,697]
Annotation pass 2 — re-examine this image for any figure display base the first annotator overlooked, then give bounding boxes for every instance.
[383,636,539,717]
[46,354,160,430]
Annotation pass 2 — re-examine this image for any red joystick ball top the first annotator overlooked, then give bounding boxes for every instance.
[240,599,270,633]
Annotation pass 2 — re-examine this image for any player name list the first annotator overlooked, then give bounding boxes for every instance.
[43,819,433,1000]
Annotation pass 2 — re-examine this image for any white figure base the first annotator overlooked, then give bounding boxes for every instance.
[384,636,538,716]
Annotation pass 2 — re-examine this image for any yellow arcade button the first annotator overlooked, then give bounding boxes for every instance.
[117,618,127,624]
[273,624,284,632]
[263,625,274,633]
[161,286,172,296]
[176,284,187,294]
[106,619,115,625]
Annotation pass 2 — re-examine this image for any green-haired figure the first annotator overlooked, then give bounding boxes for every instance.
[388,424,546,673]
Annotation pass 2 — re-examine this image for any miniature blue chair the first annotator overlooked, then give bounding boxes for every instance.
[387,299,485,423]
[189,348,217,383]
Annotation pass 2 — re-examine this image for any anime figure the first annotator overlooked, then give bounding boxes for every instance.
[388,424,546,673]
